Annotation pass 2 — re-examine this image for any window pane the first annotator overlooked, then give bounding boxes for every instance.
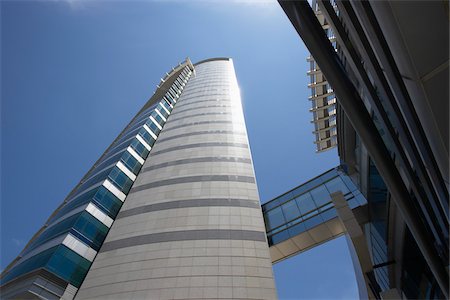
[46,245,91,287]
[73,212,108,250]
[295,192,316,215]
[310,185,331,207]
[324,177,349,194]
[93,186,122,218]
[264,207,285,230]
[1,246,57,285]
[281,200,301,222]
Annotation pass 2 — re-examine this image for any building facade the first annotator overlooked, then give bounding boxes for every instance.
[279,0,449,299]
[1,58,277,299]
[307,5,338,153]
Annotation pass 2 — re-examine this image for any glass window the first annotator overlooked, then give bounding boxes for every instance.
[310,185,331,207]
[146,119,161,135]
[324,177,350,195]
[270,230,290,245]
[90,149,126,176]
[138,128,156,147]
[113,125,142,147]
[108,167,134,194]
[93,186,122,218]
[160,100,171,113]
[281,200,301,222]
[0,246,57,285]
[50,188,99,222]
[120,151,141,175]
[24,213,82,254]
[264,207,286,231]
[73,212,109,250]
[303,214,323,230]
[320,208,337,222]
[288,222,306,238]
[261,198,280,212]
[106,135,136,158]
[151,111,164,125]
[295,192,317,215]
[76,166,114,193]
[130,138,149,158]
[157,106,169,118]
[46,245,91,287]
[275,191,294,206]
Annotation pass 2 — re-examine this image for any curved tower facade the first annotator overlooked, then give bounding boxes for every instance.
[75,58,277,299]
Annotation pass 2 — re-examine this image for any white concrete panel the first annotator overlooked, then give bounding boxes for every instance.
[62,234,97,262]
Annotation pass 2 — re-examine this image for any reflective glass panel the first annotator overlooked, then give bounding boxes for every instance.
[310,185,331,207]
[281,200,301,222]
[93,186,122,218]
[295,193,317,215]
[264,207,285,230]
[46,245,91,287]
[324,177,349,194]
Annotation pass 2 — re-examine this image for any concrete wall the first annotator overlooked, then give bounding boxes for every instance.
[75,59,277,299]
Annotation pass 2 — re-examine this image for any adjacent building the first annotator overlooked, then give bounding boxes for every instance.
[1,58,277,299]
[307,4,338,153]
[279,0,449,298]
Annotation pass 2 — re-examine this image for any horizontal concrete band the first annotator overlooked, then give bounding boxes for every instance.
[167,111,232,122]
[150,142,249,156]
[180,92,229,99]
[100,229,267,253]
[171,105,231,116]
[117,198,261,219]
[142,156,252,173]
[162,120,241,133]
[156,130,246,143]
[130,175,256,193]
[175,99,229,109]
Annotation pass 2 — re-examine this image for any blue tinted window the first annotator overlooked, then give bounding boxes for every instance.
[151,112,164,125]
[138,128,156,147]
[24,213,81,254]
[93,186,122,218]
[108,167,133,194]
[158,107,169,118]
[106,135,136,158]
[133,104,157,123]
[264,207,285,231]
[320,208,337,222]
[113,126,141,147]
[120,151,141,175]
[288,222,306,237]
[340,174,357,192]
[270,230,290,245]
[72,212,108,250]
[76,166,114,194]
[0,246,57,285]
[281,200,301,222]
[50,188,99,222]
[295,193,316,215]
[310,185,331,207]
[159,102,171,115]
[145,119,161,135]
[46,245,91,288]
[303,214,323,230]
[324,177,349,195]
[130,139,149,158]
[90,149,126,176]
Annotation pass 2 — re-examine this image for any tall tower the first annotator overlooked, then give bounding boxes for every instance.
[1,58,277,299]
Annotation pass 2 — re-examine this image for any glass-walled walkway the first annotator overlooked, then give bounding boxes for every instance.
[262,167,367,263]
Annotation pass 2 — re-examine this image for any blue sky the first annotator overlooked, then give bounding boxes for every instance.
[1,1,358,298]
